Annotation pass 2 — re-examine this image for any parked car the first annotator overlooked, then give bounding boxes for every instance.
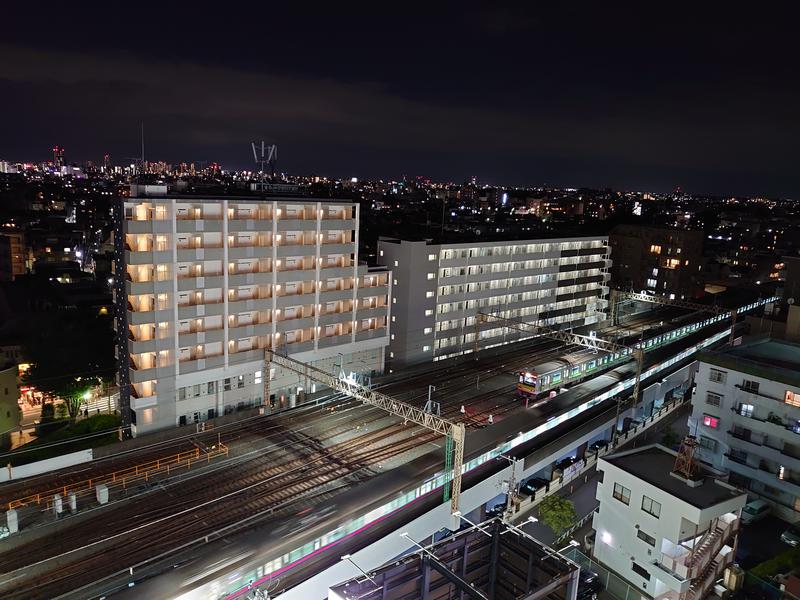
[519,477,549,496]
[485,502,507,518]
[589,440,609,452]
[577,570,602,600]
[781,525,800,546]
[741,499,771,525]
[555,456,578,472]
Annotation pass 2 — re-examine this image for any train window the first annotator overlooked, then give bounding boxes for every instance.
[552,372,562,384]
[587,360,596,370]
[571,366,581,376]
[520,372,537,385]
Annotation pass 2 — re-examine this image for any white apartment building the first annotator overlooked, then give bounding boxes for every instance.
[376,236,610,366]
[593,444,746,600]
[690,337,800,520]
[113,186,390,435]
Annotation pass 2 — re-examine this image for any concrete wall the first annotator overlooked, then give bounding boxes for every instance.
[0,449,93,482]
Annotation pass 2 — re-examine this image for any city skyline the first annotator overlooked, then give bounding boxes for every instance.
[2,4,799,198]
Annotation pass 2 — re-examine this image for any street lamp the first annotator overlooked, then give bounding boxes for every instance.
[452,510,492,537]
[340,554,379,587]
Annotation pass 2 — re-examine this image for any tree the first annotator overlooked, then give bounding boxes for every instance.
[22,309,115,420]
[538,494,578,536]
[661,427,681,448]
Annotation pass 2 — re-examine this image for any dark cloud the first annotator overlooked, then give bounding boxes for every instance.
[1,3,799,196]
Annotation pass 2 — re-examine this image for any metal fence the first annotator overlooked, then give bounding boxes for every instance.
[563,548,646,600]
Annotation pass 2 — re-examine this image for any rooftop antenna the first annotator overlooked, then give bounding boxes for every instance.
[251,141,277,184]
[140,122,145,174]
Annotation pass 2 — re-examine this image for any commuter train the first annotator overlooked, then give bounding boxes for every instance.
[516,311,729,403]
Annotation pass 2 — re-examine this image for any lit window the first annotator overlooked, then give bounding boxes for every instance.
[650,244,661,254]
[786,391,800,407]
[391,334,395,340]
[425,309,434,316]
[641,495,661,518]
[379,250,384,257]
[389,351,394,358]
[646,278,657,288]
[703,414,720,429]
[391,315,395,322]
[255,370,262,385]
[393,279,398,285]
[427,273,435,280]
[428,254,436,261]
[424,327,433,334]
[613,482,630,505]
[423,345,431,352]
[394,260,398,267]
[426,291,435,298]
[393,298,396,304]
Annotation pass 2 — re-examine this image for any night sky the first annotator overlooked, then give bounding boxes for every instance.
[2,3,798,196]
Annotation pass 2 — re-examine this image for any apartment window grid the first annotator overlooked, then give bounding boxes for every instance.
[742,379,760,394]
[613,482,631,505]
[636,529,656,546]
[641,495,661,518]
[709,368,727,384]
[706,392,723,407]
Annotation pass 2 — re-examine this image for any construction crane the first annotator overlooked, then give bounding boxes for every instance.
[608,289,736,344]
[474,311,644,446]
[264,351,466,513]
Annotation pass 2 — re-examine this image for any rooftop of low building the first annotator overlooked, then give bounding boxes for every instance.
[603,444,745,509]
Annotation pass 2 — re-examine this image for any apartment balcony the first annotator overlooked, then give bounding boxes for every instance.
[228,297,271,313]
[125,279,174,295]
[356,306,388,320]
[178,329,226,346]
[284,340,315,354]
[318,333,352,348]
[319,288,356,302]
[129,365,159,384]
[228,348,265,366]
[319,311,352,326]
[276,243,317,258]
[125,220,155,235]
[724,454,800,496]
[176,247,225,262]
[228,218,272,231]
[319,264,355,279]
[228,271,272,286]
[356,284,389,298]
[276,291,316,308]
[128,338,159,355]
[727,430,800,465]
[276,218,318,230]
[276,267,316,284]
[731,406,800,442]
[356,327,388,342]
[228,245,272,260]
[179,354,225,374]
[127,309,166,326]
[320,242,355,255]
[125,249,173,265]
[177,274,225,291]
[177,301,225,319]
[228,321,271,338]
[319,218,355,231]
[176,219,223,233]
[276,316,315,332]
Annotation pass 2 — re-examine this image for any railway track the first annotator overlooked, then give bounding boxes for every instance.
[0,308,674,598]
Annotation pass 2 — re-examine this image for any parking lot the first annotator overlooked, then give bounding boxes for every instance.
[737,514,792,570]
